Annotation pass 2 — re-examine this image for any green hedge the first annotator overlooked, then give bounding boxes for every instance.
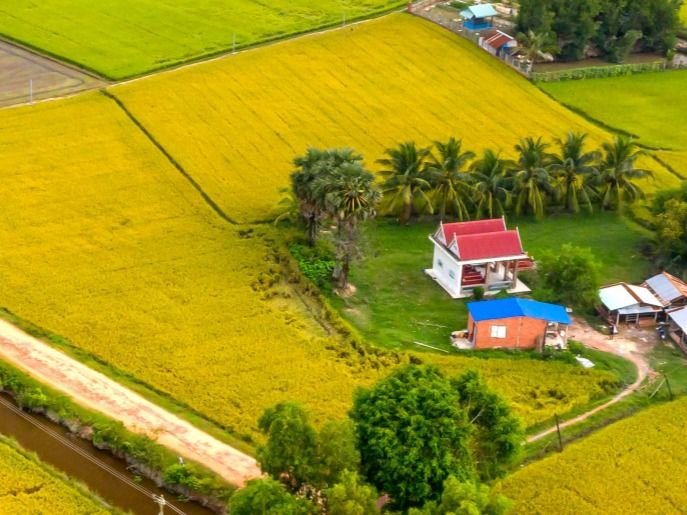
[532,61,667,82]
[0,360,235,507]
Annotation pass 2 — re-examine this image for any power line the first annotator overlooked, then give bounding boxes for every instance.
[0,396,187,515]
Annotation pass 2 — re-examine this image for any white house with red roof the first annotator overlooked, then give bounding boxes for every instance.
[425,217,534,299]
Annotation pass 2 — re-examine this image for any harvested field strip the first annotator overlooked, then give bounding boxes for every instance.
[501,397,687,514]
[0,435,112,514]
[113,13,638,223]
[0,0,404,79]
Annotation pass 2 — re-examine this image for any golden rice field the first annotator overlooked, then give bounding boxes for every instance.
[0,436,111,514]
[113,13,658,224]
[0,92,620,443]
[501,397,687,514]
[657,151,687,178]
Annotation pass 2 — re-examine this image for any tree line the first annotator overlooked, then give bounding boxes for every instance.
[517,0,681,62]
[281,133,650,290]
[230,365,521,514]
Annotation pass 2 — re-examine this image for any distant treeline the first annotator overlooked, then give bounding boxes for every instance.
[517,0,681,62]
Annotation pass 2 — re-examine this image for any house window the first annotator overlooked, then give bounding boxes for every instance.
[490,325,507,338]
[448,270,456,279]
[437,259,443,268]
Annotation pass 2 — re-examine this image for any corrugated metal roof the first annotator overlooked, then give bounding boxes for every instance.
[645,272,687,305]
[599,283,662,311]
[461,4,498,19]
[668,306,687,332]
[467,298,571,324]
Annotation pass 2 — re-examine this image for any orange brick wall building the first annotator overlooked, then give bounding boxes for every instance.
[467,313,547,349]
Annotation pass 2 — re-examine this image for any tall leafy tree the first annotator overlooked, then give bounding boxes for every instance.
[550,132,599,213]
[512,137,556,218]
[596,136,651,210]
[452,371,523,480]
[426,137,476,220]
[325,471,380,515]
[350,365,473,510]
[378,141,433,225]
[291,148,363,246]
[319,162,380,289]
[550,0,601,60]
[470,149,513,218]
[409,476,512,515]
[257,402,318,492]
[229,478,314,515]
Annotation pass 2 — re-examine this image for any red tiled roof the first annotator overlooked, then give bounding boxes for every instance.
[485,33,513,50]
[455,230,525,260]
[442,218,505,242]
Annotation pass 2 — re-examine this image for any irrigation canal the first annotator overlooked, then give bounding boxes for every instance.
[0,394,215,515]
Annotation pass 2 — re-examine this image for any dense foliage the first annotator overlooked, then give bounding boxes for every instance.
[518,0,680,61]
[350,365,523,510]
[532,244,601,311]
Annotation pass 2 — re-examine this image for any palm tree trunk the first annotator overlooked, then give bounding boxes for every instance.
[401,200,413,225]
[337,253,351,290]
[307,215,317,246]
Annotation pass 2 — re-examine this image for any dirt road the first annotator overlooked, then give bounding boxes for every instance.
[0,319,260,486]
[527,317,653,443]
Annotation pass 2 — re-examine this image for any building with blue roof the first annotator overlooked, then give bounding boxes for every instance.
[464,297,571,350]
[460,4,498,30]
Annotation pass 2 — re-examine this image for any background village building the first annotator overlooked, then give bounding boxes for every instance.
[479,29,517,57]
[426,217,534,299]
[643,271,687,308]
[460,3,498,30]
[666,306,687,354]
[598,282,663,326]
[462,298,571,350]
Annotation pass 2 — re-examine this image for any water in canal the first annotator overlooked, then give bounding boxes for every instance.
[0,394,217,515]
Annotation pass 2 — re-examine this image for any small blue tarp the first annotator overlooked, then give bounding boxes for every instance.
[467,298,571,324]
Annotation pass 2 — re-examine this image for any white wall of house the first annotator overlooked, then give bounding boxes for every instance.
[432,244,462,296]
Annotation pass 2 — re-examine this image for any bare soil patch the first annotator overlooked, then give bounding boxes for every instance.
[0,39,105,107]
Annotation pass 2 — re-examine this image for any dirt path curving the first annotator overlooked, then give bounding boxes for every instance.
[527,317,654,443]
[0,319,260,486]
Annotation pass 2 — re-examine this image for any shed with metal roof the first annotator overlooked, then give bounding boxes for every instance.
[465,298,570,350]
[598,283,662,326]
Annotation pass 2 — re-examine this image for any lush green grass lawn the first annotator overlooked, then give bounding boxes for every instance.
[681,2,687,25]
[541,70,687,151]
[332,214,651,351]
[0,0,403,79]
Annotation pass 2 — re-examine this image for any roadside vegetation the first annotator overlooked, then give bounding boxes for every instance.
[0,434,116,514]
[0,0,404,79]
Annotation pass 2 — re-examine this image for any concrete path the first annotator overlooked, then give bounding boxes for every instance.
[527,317,653,443]
[0,319,260,486]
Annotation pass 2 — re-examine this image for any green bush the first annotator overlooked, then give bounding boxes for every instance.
[289,242,335,288]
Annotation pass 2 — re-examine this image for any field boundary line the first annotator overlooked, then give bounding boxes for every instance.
[102,90,237,225]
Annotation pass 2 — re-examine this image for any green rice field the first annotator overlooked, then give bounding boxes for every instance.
[0,0,403,79]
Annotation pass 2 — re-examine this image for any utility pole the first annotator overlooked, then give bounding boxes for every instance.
[555,413,563,452]
[153,494,167,515]
[342,13,346,27]
[29,79,33,104]
[664,372,674,401]
[232,33,236,54]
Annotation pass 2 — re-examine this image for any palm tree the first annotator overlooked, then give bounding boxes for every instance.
[517,30,549,74]
[322,162,381,289]
[470,149,514,218]
[377,141,433,225]
[426,137,476,220]
[596,136,652,211]
[550,132,599,214]
[512,137,556,218]
[292,148,362,245]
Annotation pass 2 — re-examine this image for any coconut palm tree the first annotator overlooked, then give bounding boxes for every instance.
[292,147,362,245]
[470,149,514,218]
[321,162,381,289]
[377,141,433,225]
[426,137,476,220]
[511,137,556,218]
[550,132,600,214]
[596,136,652,211]
[517,30,550,74]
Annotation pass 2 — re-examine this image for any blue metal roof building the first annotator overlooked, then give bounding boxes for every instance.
[460,4,498,30]
[467,298,571,324]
